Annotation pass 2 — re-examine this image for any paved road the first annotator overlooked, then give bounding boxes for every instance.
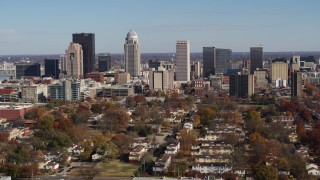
[31,176,132,180]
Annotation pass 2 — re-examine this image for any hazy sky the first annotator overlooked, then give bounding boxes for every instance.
[0,0,319,54]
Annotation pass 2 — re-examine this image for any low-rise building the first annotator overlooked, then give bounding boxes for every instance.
[0,103,34,120]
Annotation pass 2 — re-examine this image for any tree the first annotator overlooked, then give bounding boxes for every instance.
[254,165,278,180]
[91,134,108,149]
[245,110,263,133]
[179,129,197,153]
[193,115,201,128]
[101,108,130,133]
[111,134,131,160]
[24,107,45,120]
[102,141,119,162]
[287,153,307,179]
[47,131,72,151]
[197,106,216,126]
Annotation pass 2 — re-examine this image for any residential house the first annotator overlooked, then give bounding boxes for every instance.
[45,162,59,172]
[129,145,147,163]
[132,137,152,149]
[153,154,172,173]
[192,163,232,174]
[165,141,180,155]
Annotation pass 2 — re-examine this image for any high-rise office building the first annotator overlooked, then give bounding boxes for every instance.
[203,47,215,77]
[66,43,83,79]
[203,47,232,77]
[16,62,41,79]
[98,53,112,72]
[229,73,254,98]
[271,59,288,84]
[49,79,72,101]
[44,58,59,79]
[72,33,95,78]
[250,46,263,74]
[149,67,174,91]
[291,55,301,72]
[124,30,141,77]
[191,61,201,79]
[215,48,232,75]
[291,71,303,98]
[60,54,67,76]
[176,40,190,81]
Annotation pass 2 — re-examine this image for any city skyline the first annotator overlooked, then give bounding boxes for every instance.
[0,0,320,55]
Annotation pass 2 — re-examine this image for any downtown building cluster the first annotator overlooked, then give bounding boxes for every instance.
[0,30,318,118]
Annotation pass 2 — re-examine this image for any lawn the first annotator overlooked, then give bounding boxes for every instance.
[97,160,140,177]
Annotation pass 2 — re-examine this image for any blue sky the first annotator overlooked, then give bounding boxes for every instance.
[0,0,319,54]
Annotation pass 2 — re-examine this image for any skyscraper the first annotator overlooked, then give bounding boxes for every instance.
[203,47,232,77]
[149,67,174,91]
[216,48,232,75]
[72,33,95,78]
[291,71,303,98]
[229,73,254,98]
[16,62,41,79]
[98,53,112,72]
[65,43,83,79]
[176,40,190,81]
[271,59,288,84]
[250,46,263,74]
[124,30,141,77]
[203,47,215,77]
[44,58,59,79]
[59,54,67,76]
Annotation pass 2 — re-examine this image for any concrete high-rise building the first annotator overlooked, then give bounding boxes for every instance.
[49,79,82,101]
[0,61,16,80]
[117,72,131,85]
[191,61,201,79]
[66,43,83,79]
[124,30,141,77]
[16,62,41,79]
[60,54,67,76]
[250,46,263,74]
[176,40,190,81]
[203,47,232,77]
[49,79,72,101]
[98,53,112,72]
[21,84,48,103]
[44,59,59,79]
[229,73,254,98]
[72,33,95,78]
[149,67,174,91]
[271,59,288,85]
[291,55,300,72]
[291,71,303,98]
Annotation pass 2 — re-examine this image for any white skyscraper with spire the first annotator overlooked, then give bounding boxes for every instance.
[124,30,141,77]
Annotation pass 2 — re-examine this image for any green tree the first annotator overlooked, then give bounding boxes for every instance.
[254,165,278,180]
[38,115,55,131]
[102,141,119,161]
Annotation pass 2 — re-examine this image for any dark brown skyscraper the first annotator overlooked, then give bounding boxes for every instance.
[250,46,263,74]
[72,33,95,78]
